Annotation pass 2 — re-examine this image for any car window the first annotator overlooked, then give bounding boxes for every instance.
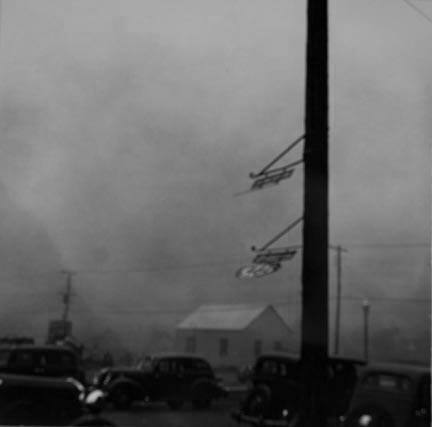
[363,373,412,392]
[259,360,278,375]
[40,351,76,368]
[138,356,153,371]
[182,358,211,372]
[0,350,11,366]
[195,359,211,371]
[169,360,183,374]
[156,359,171,373]
[279,361,297,378]
[255,358,297,377]
[11,350,35,367]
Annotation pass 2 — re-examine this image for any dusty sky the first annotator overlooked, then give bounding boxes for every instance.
[0,0,429,356]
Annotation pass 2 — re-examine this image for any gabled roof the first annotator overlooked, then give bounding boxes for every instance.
[177,304,285,331]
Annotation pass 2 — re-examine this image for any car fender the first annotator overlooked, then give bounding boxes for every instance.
[343,403,396,427]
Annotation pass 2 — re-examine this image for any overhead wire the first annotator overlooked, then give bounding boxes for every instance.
[402,0,432,25]
[0,241,427,278]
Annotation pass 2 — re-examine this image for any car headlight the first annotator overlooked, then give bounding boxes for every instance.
[92,373,102,385]
[103,372,113,385]
[359,414,373,426]
[66,377,86,401]
[92,368,109,386]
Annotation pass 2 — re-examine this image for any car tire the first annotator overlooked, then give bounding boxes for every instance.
[242,385,272,418]
[191,379,215,410]
[111,387,132,411]
[166,399,184,410]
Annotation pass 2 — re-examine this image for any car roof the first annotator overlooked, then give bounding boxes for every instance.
[256,352,300,361]
[150,352,210,361]
[255,352,366,365]
[0,345,75,353]
[0,373,80,391]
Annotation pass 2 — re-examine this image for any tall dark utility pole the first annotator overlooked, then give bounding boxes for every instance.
[300,0,329,425]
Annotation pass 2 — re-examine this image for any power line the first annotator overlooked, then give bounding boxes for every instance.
[334,296,430,303]
[344,243,429,249]
[402,0,432,25]
[0,242,427,279]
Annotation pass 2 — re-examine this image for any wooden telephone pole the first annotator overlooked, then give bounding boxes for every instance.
[61,270,75,323]
[300,0,329,425]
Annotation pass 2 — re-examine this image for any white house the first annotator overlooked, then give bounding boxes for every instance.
[175,304,294,368]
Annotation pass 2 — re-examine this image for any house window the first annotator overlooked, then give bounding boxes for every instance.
[185,336,196,353]
[254,340,262,357]
[273,341,282,351]
[219,338,229,357]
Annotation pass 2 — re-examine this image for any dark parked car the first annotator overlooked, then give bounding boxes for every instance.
[0,345,86,383]
[0,373,84,425]
[0,373,114,426]
[93,353,227,410]
[342,363,430,427]
[235,352,365,424]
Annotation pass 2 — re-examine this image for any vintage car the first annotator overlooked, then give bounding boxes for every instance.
[0,373,83,425]
[342,363,430,427]
[233,352,365,425]
[0,373,113,426]
[92,352,227,410]
[0,345,86,383]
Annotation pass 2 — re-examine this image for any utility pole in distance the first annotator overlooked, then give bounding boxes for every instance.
[300,0,329,425]
[332,245,348,355]
[61,270,75,323]
[362,299,370,361]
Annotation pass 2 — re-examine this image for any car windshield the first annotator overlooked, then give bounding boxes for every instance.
[43,351,76,368]
[255,358,298,378]
[137,356,154,371]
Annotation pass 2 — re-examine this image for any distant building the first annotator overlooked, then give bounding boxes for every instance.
[175,304,293,368]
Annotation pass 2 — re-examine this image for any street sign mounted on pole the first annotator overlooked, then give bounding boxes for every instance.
[235,218,302,279]
[253,247,297,265]
[236,262,281,279]
[250,166,295,191]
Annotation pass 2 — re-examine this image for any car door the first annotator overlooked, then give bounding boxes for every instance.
[327,361,358,416]
[178,358,199,397]
[153,359,179,400]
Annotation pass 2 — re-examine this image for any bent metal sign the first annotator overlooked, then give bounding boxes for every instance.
[236,262,281,279]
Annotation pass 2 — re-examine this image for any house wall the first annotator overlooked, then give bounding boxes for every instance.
[175,307,296,368]
[244,306,296,357]
[175,329,247,367]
